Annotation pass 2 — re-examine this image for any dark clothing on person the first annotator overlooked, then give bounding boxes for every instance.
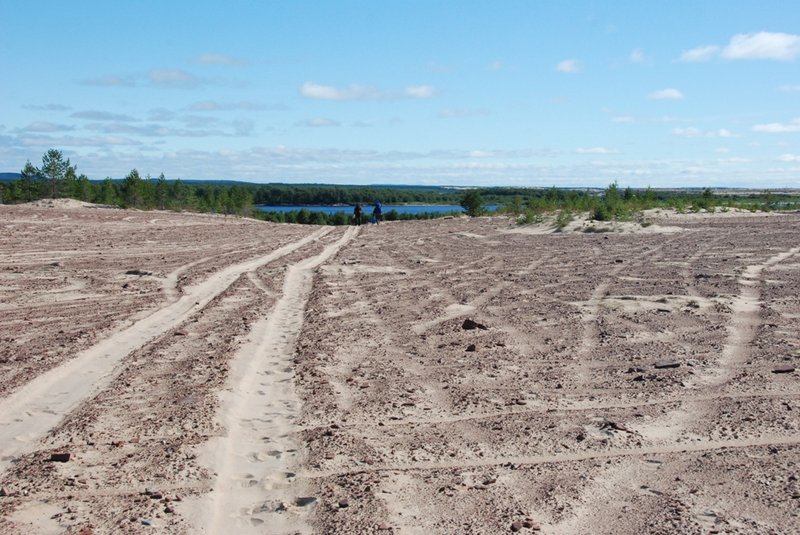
[372,202,382,224]
[353,203,363,225]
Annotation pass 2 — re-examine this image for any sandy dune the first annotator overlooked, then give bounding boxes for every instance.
[0,204,798,534]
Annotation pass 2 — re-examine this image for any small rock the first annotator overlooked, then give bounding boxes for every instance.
[654,361,680,369]
[164,506,174,514]
[523,519,541,530]
[174,330,189,336]
[772,365,795,374]
[511,520,523,532]
[338,499,349,508]
[378,522,392,530]
[295,496,317,507]
[141,518,153,526]
[466,344,477,352]
[462,319,488,330]
[49,452,71,462]
[0,487,7,497]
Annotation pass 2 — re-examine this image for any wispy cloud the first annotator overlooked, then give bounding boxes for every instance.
[679,32,800,62]
[188,100,287,112]
[673,127,735,138]
[19,134,141,147]
[72,110,138,122]
[18,122,75,133]
[299,82,436,101]
[722,32,800,60]
[556,59,581,73]
[437,108,490,119]
[778,84,800,92]
[576,147,620,154]
[778,154,800,162]
[298,118,340,127]
[629,49,648,64]
[80,75,137,87]
[193,53,244,66]
[148,69,201,88]
[752,118,800,133]
[648,88,684,100]
[678,45,720,62]
[22,104,72,111]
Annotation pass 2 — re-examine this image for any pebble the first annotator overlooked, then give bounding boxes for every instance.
[378,522,392,530]
[0,487,7,497]
[338,499,349,508]
[49,452,71,462]
[654,361,680,369]
[466,344,477,352]
[772,365,795,374]
[511,520,523,532]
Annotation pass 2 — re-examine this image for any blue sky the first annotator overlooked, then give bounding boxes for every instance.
[1,0,799,187]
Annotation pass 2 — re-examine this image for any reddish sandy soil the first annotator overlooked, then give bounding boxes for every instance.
[0,201,798,534]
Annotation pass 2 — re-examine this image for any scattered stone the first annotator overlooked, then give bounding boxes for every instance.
[164,506,174,514]
[511,520,524,532]
[295,496,317,506]
[0,487,7,497]
[466,344,477,352]
[378,522,392,530]
[576,432,586,442]
[174,330,189,336]
[772,365,795,374]
[49,452,71,462]
[149,492,163,500]
[141,518,153,526]
[462,319,488,330]
[654,361,680,369]
[338,499,349,508]
[126,269,152,276]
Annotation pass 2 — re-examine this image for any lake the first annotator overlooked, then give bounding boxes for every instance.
[256,204,498,215]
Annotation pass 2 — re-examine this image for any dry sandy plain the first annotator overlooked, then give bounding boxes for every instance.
[0,200,798,534]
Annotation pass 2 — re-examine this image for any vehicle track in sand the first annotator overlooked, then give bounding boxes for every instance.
[0,228,332,475]
[189,226,358,535]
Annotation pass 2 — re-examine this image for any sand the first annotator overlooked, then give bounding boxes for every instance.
[0,203,798,534]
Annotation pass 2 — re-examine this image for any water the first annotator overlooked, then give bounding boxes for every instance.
[256,204,498,215]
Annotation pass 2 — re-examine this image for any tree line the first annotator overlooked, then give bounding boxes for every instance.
[1,149,796,225]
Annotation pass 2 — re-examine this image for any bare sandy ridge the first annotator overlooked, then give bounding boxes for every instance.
[0,207,799,534]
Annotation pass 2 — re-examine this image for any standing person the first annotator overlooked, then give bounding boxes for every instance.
[353,203,363,225]
[372,201,383,224]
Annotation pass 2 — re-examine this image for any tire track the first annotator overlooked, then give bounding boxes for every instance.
[188,226,358,535]
[304,435,799,479]
[0,227,331,475]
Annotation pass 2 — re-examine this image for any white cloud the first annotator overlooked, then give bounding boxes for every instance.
[648,88,684,100]
[80,75,136,87]
[405,85,436,98]
[22,104,72,111]
[19,122,75,133]
[299,82,436,101]
[778,154,800,162]
[299,118,340,127]
[556,59,581,73]
[721,32,800,60]
[779,84,800,92]
[194,53,243,66]
[629,49,646,63]
[575,147,619,154]
[752,118,800,133]
[438,108,490,119]
[678,45,720,62]
[673,127,736,138]
[148,69,200,87]
[72,110,138,122]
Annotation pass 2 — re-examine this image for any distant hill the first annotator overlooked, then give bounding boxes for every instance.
[0,172,20,182]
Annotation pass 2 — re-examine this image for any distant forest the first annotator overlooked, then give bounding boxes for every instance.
[1,149,798,226]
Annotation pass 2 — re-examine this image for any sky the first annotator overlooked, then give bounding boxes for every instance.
[1,0,800,187]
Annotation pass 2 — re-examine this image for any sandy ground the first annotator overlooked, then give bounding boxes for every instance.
[0,203,798,534]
